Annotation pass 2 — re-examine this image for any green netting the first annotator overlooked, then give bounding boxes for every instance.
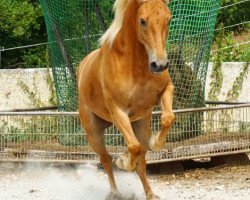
[40,0,219,111]
[168,1,219,109]
[39,0,219,143]
[39,0,114,111]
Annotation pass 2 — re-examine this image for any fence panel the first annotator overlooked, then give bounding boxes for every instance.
[0,104,249,163]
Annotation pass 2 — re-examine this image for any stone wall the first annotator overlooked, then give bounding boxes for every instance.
[0,68,55,111]
[205,62,250,102]
[0,62,249,111]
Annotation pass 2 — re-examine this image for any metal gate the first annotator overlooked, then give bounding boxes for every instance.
[0,104,249,163]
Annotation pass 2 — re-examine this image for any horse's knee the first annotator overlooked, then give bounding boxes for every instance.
[161,112,175,128]
[128,142,141,157]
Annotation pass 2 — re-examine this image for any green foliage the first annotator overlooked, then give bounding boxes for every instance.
[0,0,40,38]
[209,28,249,101]
[22,46,49,68]
[17,69,56,108]
[0,116,59,144]
[0,0,47,68]
[211,28,250,62]
[216,0,250,33]
[208,30,224,101]
[226,62,249,101]
[239,121,250,132]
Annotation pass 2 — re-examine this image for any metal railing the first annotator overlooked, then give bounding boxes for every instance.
[0,104,249,163]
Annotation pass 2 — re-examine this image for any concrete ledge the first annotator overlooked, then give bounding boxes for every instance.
[0,62,249,110]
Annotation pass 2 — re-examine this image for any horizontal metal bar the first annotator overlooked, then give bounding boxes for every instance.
[153,103,250,115]
[0,111,79,116]
[2,42,49,51]
[146,149,250,164]
[1,150,249,165]
[0,158,97,164]
[2,34,101,52]
[205,100,250,105]
[0,106,58,112]
[0,104,249,116]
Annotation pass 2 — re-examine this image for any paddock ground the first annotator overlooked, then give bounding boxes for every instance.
[0,154,249,200]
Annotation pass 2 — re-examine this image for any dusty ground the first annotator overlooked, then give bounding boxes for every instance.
[0,156,249,200]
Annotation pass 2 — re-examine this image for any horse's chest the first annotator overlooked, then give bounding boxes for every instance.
[106,74,167,114]
[125,82,164,107]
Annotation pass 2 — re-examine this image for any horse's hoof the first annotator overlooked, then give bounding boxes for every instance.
[105,191,123,200]
[106,191,138,200]
[115,154,136,171]
[148,135,165,151]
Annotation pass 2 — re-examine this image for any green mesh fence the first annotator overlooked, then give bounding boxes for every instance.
[39,0,219,143]
[40,0,219,111]
[168,1,219,109]
[39,0,114,111]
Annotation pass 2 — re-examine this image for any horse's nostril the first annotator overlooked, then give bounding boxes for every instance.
[150,62,157,70]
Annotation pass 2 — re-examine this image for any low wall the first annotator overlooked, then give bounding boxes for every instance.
[0,62,249,111]
[205,62,250,102]
[0,68,55,111]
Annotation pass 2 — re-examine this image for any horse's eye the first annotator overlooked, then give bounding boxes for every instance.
[140,19,147,26]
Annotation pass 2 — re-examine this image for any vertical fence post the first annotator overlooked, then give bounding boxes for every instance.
[0,46,2,69]
[0,46,4,69]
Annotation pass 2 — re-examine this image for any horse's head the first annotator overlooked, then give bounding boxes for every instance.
[136,0,172,74]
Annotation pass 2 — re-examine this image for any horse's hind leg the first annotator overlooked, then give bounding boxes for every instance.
[132,115,160,200]
[79,106,118,194]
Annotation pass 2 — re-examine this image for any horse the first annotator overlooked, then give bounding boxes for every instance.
[77,0,174,199]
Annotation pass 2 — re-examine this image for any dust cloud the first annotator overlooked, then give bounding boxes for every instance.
[0,161,249,200]
[0,162,144,200]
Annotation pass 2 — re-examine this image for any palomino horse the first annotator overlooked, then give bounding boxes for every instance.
[77,0,174,199]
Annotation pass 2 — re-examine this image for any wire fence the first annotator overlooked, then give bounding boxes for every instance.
[0,104,249,163]
[0,0,249,164]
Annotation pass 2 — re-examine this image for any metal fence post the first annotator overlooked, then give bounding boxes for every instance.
[0,46,2,69]
[0,46,4,69]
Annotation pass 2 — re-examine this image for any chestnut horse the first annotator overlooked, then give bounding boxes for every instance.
[77,0,174,199]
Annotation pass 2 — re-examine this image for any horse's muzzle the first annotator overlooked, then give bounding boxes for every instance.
[149,60,170,74]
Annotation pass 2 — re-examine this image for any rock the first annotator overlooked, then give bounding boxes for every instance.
[184,173,191,179]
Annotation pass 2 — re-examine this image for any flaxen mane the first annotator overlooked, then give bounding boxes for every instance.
[99,0,129,46]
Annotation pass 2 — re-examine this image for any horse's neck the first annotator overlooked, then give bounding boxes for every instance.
[111,1,148,65]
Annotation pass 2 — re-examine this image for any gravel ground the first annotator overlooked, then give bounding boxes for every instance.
[0,161,249,200]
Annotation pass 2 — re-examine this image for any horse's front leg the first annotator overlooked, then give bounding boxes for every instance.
[148,83,175,151]
[109,105,141,171]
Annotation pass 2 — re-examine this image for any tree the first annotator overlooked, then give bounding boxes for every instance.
[0,0,47,68]
[216,0,250,33]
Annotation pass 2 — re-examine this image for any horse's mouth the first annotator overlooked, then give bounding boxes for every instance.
[149,66,168,75]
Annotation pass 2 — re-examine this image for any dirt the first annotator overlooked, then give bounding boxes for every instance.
[150,164,250,200]
[0,157,249,200]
